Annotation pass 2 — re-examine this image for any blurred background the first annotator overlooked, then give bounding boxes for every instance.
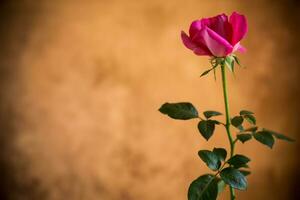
[0,0,299,199]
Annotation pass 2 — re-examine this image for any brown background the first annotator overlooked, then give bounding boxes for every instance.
[0,0,299,200]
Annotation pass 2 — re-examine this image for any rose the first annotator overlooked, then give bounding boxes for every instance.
[160,11,294,200]
[181,12,247,57]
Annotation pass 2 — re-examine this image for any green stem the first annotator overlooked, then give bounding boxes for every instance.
[221,61,236,200]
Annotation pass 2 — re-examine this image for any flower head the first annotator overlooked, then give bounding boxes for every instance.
[181,12,247,57]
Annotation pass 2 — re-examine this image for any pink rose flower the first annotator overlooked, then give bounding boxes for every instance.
[181,12,248,57]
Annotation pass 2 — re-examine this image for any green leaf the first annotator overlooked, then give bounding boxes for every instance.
[203,111,222,119]
[233,55,242,67]
[225,56,235,72]
[239,170,251,176]
[213,67,217,80]
[244,114,256,125]
[159,102,198,120]
[253,131,275,149]
[210,120,221,125]
[213,148,227,161]
[231,116,244,127]
[188,174,218,200]
[239,110,254,115]
[237,134,252,143]
[237,164,249,168]
[263,129,295,142]
[227,154,251,168]
[200,69,212,77]
[198,120,216,141]
[198,150,221,171]
[217,179,226,195]
[220,167,247,190]
[237,125,244,131]
[243,126,258,132]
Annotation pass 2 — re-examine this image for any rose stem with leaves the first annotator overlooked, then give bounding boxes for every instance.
[159,12,294,200]
[221,61,236,200]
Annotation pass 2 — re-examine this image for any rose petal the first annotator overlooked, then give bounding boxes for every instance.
[229,12,248,45]
[181,31,197,49]
[237,45,246,53]
[201,27,233,57]
[193,47,212,56]
[181,31,212,56]
[198,14,232,43]
[233,43,246,53]
[189,20,202,39]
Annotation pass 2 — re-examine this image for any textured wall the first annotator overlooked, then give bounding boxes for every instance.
[0,0,299,200]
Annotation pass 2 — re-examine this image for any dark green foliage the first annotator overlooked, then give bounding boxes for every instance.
[198,120,216,141]
[210,120,221,125]
[217,180,226,195]
[159,102,198,120]
[213,148,227,161]
[239,110,254,115]
[237,125,244,131]
[220,167,247,190]
[200,69,213,77]
[243,126,258,132]
[158,53,294,200]
[203,110,222,119]
[188,174,218,200]
[231,116,244,127]
[253,131,275,149]
[198,150,221,171]
[227,154,251,168]
[239,170,251,176]
[263,129,295,142]
[237,134,252,143]
[244,114,256,125]
[200,62,219,78]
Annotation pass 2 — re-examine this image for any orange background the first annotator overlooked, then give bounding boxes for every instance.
[0,1,299,200]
